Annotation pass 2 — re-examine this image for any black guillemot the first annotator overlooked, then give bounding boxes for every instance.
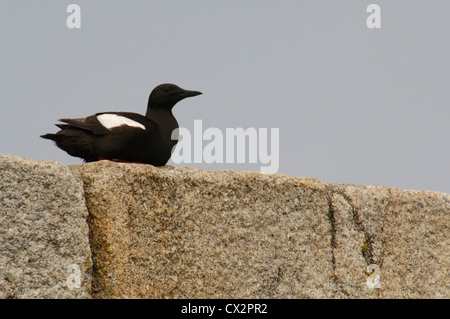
[41,83,202,165]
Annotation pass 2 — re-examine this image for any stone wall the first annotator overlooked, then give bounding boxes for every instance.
[0,155,91,298]
[1,154,448,298]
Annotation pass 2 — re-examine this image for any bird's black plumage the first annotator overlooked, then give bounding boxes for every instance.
[41,83,202,166]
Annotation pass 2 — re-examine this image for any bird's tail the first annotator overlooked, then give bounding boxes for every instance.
[41,124,71,140]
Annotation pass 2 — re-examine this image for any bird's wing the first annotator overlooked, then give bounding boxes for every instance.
[97,112,154,130]
[60,112,156,136]
[59,115,112,135]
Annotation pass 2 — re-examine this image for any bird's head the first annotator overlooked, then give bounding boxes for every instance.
[148,83,202,111]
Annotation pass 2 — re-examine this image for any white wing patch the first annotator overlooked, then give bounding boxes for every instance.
[97,114,145,130]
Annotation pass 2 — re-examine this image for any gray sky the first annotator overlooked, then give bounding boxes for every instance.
[1,1,449,193]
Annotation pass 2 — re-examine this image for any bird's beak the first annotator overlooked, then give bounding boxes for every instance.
[180,90,202,98]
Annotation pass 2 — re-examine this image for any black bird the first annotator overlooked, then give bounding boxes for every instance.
[41,83,202,166]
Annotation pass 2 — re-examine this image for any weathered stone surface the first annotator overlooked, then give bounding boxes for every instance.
[0,155,92,298]
[1,154,448,298]
[75,162,334,298]
[328,185,449,298]
[73,161,449,299]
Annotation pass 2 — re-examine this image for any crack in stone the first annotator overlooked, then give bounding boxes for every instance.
[326,190,350,297]
[71,169,96,297]
[326,187,389,297]
[327,196,337,268]
[338,191,384,269]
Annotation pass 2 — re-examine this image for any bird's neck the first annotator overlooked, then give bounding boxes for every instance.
[146,107,170,118]
[146,108,178,128]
